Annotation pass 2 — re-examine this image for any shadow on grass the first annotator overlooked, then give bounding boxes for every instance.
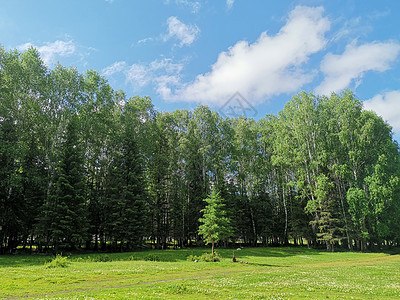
[119,247,321,262]
[247,263,289,267]
[2,246,398,267]
[0,247,316,267]
[0,254,52,268]
[100,247,323,263]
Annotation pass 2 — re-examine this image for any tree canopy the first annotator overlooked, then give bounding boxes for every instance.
[1,45,399,253]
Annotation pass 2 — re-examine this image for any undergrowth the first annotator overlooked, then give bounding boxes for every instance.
[45,254,70,268]
[187,252,221,262]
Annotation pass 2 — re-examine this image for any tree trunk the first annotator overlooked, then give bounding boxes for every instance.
[249,204,257,246]
[282,178,288,245]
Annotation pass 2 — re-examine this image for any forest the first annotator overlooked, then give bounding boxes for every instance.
[1,46,399,254]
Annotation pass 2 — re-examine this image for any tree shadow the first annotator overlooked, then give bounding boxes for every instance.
[0,254,51,268]
[246,262,289,267]
[0,246,328,266]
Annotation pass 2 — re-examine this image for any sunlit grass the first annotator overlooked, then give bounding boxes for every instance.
[0,247,399,299]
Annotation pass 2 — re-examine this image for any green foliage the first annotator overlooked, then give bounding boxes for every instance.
[127,255,136,261]
[45,254,70,268]
[103,120,148,250]
[1,44,400,254]
[38,116,88,252]
[198,190,232,253]
[347,187,369,241]
[187,252,222,262]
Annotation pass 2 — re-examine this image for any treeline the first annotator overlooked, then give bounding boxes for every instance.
[1,46,399,254]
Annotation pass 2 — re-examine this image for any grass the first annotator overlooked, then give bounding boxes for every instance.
[0,247,399,299]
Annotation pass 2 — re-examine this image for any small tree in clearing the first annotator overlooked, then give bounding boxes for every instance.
[198,190,232,255]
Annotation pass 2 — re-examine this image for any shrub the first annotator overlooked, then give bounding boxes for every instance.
[201,252,221,262]
[45,254,70,268]
[187,254,201,262]
[187,252,221,262]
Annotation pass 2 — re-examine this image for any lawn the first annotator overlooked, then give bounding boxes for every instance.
[1,247,399,299]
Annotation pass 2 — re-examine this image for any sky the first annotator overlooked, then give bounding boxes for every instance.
[1,0,400,140]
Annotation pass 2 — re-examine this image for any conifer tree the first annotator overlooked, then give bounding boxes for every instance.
[104,126,147,250]
[39,117,88,252]
[198,190,232,254]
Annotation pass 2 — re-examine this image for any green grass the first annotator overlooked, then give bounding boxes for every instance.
[0,247,399,299]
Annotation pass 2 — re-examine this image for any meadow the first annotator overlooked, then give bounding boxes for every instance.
[1,247,399,299]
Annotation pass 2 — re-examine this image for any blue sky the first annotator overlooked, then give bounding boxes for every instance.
[1,0,400,139]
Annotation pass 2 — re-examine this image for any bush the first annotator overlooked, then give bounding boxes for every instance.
[187,254,201,262]
[187,252,221,262]
[45,254,70,268]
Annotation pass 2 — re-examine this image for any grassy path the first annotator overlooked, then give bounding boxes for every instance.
[7,268,265,299]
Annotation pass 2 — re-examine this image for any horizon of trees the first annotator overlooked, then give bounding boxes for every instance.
[1,46,399,254]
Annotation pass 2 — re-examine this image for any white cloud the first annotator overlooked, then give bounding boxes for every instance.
[103,58,184,93]
[161,6,330,105]
[137,37,154,45]
[126,59,184,91]
[364,90,400,132]
[137,17,199,48]
[331,17,368,42]
[102,61,127,76]
[18,40,76,66]
[155,75,182,98]
[149,58,183,74]
[164,0,200,13]
[126,64,151,89]
[165,16,200,47]
[226,0,234,10]
[316,41,400,95]
[178,0,201,13]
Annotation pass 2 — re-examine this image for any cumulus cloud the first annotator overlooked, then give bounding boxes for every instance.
[18,40,76,66]
[316,41,400,95]
[160,6,330,105]
[226,0,234,10]
[364,90,400,132]
[165,16,200,47]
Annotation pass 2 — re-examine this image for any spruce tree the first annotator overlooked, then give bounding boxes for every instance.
[104,127,147,250]
[40,117,88,252]
[198,190,232,254]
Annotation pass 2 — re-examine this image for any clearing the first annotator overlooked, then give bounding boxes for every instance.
[1,247,399,299]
